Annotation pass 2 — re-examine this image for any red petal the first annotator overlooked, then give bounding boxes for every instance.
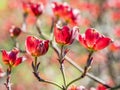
[36,40,49,56]
[1,50,9,64]
[94,37,111,50]
[30,2,43,16]
[79,34,88,48]
[69,26,79,44]
[85,28,100,47]
[9,48,19,63]
[62,26,71,44]
[13,57,22,67]
[54,25,71,45]
[25,36,38,55]
[41,40,49,55]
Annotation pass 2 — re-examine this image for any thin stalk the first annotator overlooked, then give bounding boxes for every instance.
[43,80,63,89]
[33,57,62,89]
[11,37,17,47]
[34,57,38,72]
[4,67,12,90]
[66,76,83,89]
[35,24,46,40]
[60,64,67,89]
[59,45,67,89]
[66,51,93,89]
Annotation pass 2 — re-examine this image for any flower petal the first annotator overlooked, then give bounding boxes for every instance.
[85,28,100,47]
[94,37,111,50]
[69,26,79,44]
[36,40,49,56]
[9,48,19,64]
[54,25,71,45]
[26,36,38,55]
[1,50,9,64]
[13,57,22,67]
[79,34,88,48]
[30,2,43,16]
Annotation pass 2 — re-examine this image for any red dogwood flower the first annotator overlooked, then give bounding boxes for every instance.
[54,25,79,45]
[29,2,44,17]
[1,48,23,67]
[51,2,80,25]
[78,28,112,51]
[25,36,49,57]
[22,2,31,15]
[9,26,21,38]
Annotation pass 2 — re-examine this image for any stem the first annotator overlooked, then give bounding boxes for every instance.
[59,45,67,89]
[66,76,82,89]
[11,37,17,47]
[4,67,12,90]
[50,17,54,33]
[34,57,38,72]
[60,64,67,89]
[22,13,27,32]
[32,57,62,89]
[65,55,111,88]
[66,51,93,89]
[35,24,46,40]
[33,71,62,89]
[43,80,63,89]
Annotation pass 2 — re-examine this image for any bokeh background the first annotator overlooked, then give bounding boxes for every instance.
[0,0,120,90]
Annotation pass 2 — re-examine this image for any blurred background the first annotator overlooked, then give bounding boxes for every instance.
[0,0,120,90]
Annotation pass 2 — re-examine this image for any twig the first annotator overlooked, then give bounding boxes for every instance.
[59,45,67,89]
[33,71,62,89]
[66,51,93,89]
[4,68,12,90]
[32,57,62,89]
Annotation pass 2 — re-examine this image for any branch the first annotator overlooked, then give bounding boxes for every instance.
[32,57,62,89]
[33,71,62,89]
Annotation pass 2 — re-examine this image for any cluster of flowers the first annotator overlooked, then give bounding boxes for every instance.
[1,1,113,90]
[3,25,112,65]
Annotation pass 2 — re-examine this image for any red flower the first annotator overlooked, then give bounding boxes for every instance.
[29,2,43,17]
[9,26,21,38]
[1,48,23,67]
[54,25,79,45]
[25,36,49,57]
[51,2,80,25]
[78,28,112,51]
[22,2,31,15]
